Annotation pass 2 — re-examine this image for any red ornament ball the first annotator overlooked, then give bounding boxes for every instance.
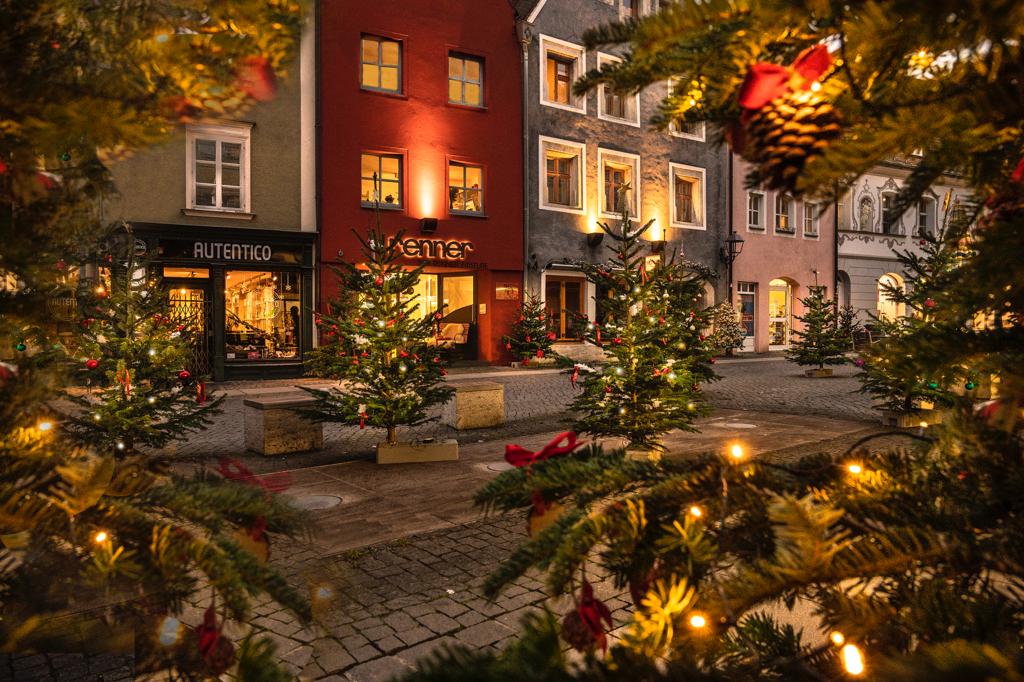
[85,359,99,369]
[547,332,557,341]
[374,276,384,286]
[56,259,66,271]
[924,298,936,309]
[80,318,94,328]
[536,349,545,358]
[177,324,185,332]
[178,370,191,381]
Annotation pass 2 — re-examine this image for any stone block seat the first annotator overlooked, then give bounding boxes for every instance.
[243,394,324,456]
[444,381,505,430]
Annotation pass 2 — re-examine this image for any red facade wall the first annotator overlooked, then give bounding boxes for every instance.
[319,0,524,363]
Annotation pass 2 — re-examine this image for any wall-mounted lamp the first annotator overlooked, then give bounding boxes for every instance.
[419,217,438,234]
[586,232,605,248]
[649,239,666,254]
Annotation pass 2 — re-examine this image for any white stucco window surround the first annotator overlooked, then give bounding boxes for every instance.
[669,162,705,230]
[539,35,586,114]
[539,136,586,215]
[185,121,253,217]
[598,149,641,220]
[597,53,640,127]
[667,78,706,141]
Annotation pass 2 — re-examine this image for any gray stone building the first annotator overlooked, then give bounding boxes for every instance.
[514,0,728,349]
[103,20,316,381]
[836,158,965,325]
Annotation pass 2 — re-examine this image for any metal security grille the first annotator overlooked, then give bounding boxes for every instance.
[169,291,211,376]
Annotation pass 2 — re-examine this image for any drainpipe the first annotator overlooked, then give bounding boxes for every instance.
[516,18,533,296]
[833,187,840,304]
[726,150,733,307]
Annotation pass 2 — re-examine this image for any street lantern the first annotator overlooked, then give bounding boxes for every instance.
[720,230,745,316]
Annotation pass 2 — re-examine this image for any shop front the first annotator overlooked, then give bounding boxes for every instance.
[134,224,315,381]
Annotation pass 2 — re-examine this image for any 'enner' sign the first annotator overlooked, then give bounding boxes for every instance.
[389,237,474,261]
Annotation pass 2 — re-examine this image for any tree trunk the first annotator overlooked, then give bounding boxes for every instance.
[386,425,397,445]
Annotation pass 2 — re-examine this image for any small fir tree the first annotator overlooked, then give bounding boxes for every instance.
[503,295,556,363]
[835,303,863,351]
[60,228,223,456]
[303,212,454,446]
[706,301,745,355]
[569,196,716,452]
[786,287,847,371]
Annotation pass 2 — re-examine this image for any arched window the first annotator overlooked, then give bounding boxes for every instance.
[877,273,905,320]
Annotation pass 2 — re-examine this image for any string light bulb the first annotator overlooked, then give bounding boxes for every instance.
[830,631,846,646]
[37,420,53,432]
[689,505,702,518]
[92,530,108,544]
[847,463,863,475]
[729,443,745,461]
[688,613,707,629]
[841,643,865,675]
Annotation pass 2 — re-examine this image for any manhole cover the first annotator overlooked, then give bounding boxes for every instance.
[484,462,514,472]
[288,494,343,510]
[710,422,758,429]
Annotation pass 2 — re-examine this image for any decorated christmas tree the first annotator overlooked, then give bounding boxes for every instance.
[568,196,716,454]
[503,295,557,363]
[303,208,454,451]
[706,301,745,355]
[60,228,223,456]
[786,287,847,374]
[402,1,1024,679]
[0,2,311,676]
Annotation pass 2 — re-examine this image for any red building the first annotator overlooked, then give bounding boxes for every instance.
[319,0,524,363]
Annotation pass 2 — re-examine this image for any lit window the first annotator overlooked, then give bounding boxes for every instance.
[881,192,901,234]
[803,202,820,237]
[186,123,250,213]
[360,153,403,209]
[598,54,639,125]
[449,162,484,214]
[448,53,483,107]
[225,271,301,361]
[540,36,585,112]
[540,136,585,213]
[600,150,641,218]
[877,273,905,320]
[670,163,705,229]
[917,197,936,236]
[747,192,764,230]
[775,194,794,233]
[361,35,402,94]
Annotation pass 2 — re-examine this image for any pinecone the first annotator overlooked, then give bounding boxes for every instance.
[561,609,599,653]
[743,89,842,195]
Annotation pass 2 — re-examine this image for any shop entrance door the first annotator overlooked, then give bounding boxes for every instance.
[545,276,584,340]
[737,282,756,352]
[768,278,791,350]
[165,273,212,376]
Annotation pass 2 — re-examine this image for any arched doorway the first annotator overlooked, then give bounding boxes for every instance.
[837,270,851,308]
[877,273,905,321]
[768,278,793,350]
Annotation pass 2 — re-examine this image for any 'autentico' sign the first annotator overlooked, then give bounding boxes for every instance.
[192,242,272,261]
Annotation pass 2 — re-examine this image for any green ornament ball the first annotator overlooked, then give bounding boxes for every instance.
[59,151,71,162]
[927,382,938,389]
[965,381,976,390]
[15,342,26,352]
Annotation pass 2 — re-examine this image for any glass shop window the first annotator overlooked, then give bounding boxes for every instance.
[224,271,301,361]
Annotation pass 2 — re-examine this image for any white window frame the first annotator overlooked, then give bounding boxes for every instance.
[774,193,795,235]
[539,135,586,215]
[881,191,901,235]
[666,78,706,141]
[597,53,640,127]
[803,201,820,238]
[598,148,641,220]
[185,122,252,214]
[917,197,936,236]
[539,35,586,114]
[747,191,764,231]
[669,162,706,230]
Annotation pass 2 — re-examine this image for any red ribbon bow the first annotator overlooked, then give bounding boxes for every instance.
[577,580,613,652]
[359,411,368,429]
[117,368,131,399]
[737,44,832,111]
[570,365,580,389]
[217,457,290,495]
[505,431,581,468]
[196,380,207,404]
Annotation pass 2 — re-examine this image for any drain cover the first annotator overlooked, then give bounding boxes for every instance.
[289,494,342,510]
[710,421,758,429]
[484,462,514,472]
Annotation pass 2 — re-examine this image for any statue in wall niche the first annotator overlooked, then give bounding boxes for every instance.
[858,195,875,232]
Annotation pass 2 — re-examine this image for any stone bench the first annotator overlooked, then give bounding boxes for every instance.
[444,382,505,430]
[243,395,324,456]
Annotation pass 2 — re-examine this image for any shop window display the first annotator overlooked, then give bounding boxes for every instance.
[225,271,300,360]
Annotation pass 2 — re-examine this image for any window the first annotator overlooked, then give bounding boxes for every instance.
[186,123,250,213]
[599,149,641,218]
[881,192,900,234]
[774,194,794,233]
[747,192,764,230]
[361,153,403,209]
[225,271,301,361]
[540,36,585,112]
[667,77,706,140]
[539,136,585,213]
[669,162,705,229]
[449,162,484,214]
[917,197,936,236]
[877,273,905,320]
[803,202,820,237]
[622,0,641,18]
[360,35,402,94]
[598,54,639,125]
[448,53,483,107]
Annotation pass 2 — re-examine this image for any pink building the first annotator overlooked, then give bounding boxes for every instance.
[729,156,836,353]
